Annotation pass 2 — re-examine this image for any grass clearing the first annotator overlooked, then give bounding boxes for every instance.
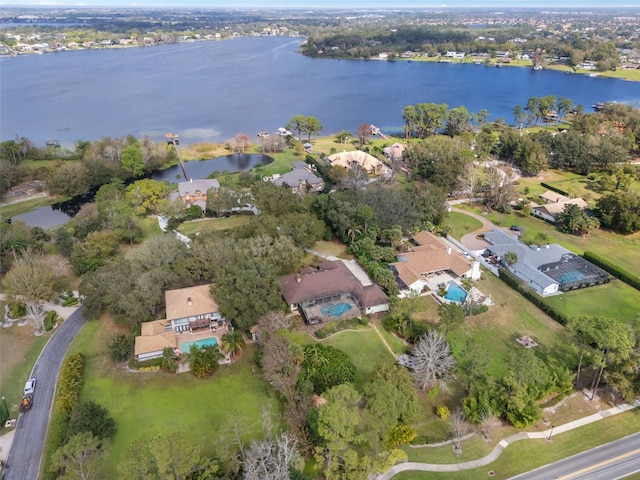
[310,240,353,259]
[68,318,278,478]
[444,211,483,240]
[544,280,640,324]
[177,215,252,236]
[394,408,640,480]
[447,273,576,378]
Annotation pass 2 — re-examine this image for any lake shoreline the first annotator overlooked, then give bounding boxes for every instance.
[4,35,638,83]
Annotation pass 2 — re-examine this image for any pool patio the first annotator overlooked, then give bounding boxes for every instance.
[301,297,361,325]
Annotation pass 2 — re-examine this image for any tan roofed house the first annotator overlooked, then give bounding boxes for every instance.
[134,284,227,361]
[391,231,480,293]
[328,150,391,177]
[532,197,588,223]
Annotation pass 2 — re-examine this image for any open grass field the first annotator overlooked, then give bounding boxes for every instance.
[310,240,353,259]
[448,273,577,378]
[443,211,483,240]
[544,280,640,324]
[67,319,278,477]
[394,407,640,480]
[177,215,252,237]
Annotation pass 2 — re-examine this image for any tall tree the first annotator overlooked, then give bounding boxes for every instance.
[50,432,106,480]
[221,330,246,360]
[438,302,465,335]
[3,252,58,333]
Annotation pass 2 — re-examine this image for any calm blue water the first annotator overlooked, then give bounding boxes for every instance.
[319,302,353,317]
[444,281,468,303]
[151,154,273,183]
[2,36,639,147]
[180,337,218,353]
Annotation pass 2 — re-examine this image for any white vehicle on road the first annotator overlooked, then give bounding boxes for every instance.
[24,378,36,395]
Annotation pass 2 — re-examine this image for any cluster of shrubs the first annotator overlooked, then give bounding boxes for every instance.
[58,291,79,307]
[43,311,59,332]
[540,182,569,196]
[461,303,489,316]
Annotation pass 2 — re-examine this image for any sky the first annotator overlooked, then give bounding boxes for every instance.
[2,1,635,8]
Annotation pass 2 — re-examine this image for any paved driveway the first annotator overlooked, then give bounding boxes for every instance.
[4,308,85,480]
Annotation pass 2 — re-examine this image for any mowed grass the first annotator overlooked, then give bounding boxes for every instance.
[448,273,577,377]
[177,215,252,236]
[394,408,640,480]
[545,280,640,324]
[0,196,64,218]
[443,211,483,240]
[68,320,278,477]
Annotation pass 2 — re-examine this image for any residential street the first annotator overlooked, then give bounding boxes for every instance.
[509,431,640,480]
[4,308,86,480]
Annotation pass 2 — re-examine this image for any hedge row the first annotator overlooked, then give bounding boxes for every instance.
[583,251,640,291]
[540,182,569,196]
[497,268,571,326]
[56,353,85,414]
[41,353,84,480]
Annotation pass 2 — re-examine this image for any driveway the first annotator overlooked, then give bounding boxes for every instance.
[4,308,86,480]
[453,207,495,251]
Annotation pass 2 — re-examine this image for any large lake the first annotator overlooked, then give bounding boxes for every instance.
[2,36,640,147]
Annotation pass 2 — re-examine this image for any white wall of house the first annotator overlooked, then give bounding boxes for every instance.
[365,303,390,315]
[136,350,163,361]
[532,209,556,223]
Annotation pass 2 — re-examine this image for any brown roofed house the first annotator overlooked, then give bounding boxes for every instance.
[279,260,389,325]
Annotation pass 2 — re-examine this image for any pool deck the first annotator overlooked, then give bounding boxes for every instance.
[176,326,229,352]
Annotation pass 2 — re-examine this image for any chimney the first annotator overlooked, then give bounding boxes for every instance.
[296,274,301,283]
[187,297,192,305]
[446,246,452,255]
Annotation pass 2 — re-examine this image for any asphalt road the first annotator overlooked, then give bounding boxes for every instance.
[4,308,85,480]
[509,431,640,480]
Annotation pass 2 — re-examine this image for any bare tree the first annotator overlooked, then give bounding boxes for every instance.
[478,409,501,442]
[257,311,293,343]
[412,330,456,392]
[242,410,300,480]
[3,252,58,334]
[449,408,471,452]
[261,335,303,403]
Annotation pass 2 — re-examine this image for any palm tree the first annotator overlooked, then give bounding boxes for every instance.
[221,330,246,360]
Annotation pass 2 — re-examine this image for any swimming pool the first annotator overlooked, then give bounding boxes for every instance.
[180,337,218,353]
[444,281,468,303]
[319,302,353,317]
[558,271,585,283]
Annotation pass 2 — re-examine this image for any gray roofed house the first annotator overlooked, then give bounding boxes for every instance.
[268,161,324,194]
[177,179,220,210]
[483,229,608,296]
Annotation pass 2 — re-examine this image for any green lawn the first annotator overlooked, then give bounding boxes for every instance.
[177,215,252,236]
[321,328,396,386]
[67,320,278,478]
[443,211,483,240]
[448,273,577,378]
[545,280,640,324]
[394,408,640,480]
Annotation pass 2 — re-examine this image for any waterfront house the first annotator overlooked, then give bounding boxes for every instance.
[264,161,324,194]
[177,178,220,210]
[328,150,391,177]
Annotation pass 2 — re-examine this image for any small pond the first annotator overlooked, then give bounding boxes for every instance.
[151,154,273,183]
[11,154,273,229]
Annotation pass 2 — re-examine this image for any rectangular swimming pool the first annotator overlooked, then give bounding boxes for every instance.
[180,337,218,353]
